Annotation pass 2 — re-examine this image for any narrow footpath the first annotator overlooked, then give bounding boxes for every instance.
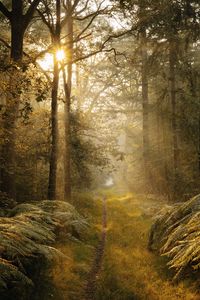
[85,197,107,300]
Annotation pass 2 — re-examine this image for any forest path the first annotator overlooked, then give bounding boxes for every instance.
[90,192,199,300]
[47,192,199,300]
[84,196,107,300]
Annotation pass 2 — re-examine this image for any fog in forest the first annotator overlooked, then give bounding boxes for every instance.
[0,0,200,299]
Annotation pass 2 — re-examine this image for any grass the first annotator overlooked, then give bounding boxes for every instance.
[95,193,200,300]
[39,192,102,300]
[39,191,200,300]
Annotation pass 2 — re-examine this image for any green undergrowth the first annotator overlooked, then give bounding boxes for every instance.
[41,191,200,300]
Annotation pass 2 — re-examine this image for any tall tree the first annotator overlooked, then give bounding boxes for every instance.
[62,1,74,201]
[140,26,149,187]
[0,0,41,61]
[48,0,61,200]
[37,0,62,199]
[169,37,179,198]
[0,0,41,199]
[60,0,111,200]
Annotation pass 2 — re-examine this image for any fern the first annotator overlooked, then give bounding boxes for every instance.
[149,194,200,278]
[0,258,33,289]
[0,200,87,292]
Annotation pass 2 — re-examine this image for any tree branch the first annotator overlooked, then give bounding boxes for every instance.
[74,0,89,16]
[0,2,11,20]
[24,0,41,28]
[101,109,142,113]
[71,0,80,12]
[0,36,51,83]
[74,0,109,21]
[0,37,10,48]
[75,8,107,42]
[36,8,54,35]
[71,28,134,64]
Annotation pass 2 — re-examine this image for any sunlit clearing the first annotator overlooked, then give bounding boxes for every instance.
[104,177,114,187]
[38,53,53,71]
[56,49,65,61]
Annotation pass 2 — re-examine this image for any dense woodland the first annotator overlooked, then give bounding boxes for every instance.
[0,0,200,299]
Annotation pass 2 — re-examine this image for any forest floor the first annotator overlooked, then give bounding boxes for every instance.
[38,190,200,300]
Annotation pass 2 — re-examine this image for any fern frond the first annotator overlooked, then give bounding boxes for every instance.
[0,258,33,289]
[0,199,87,292]
[149,194,200,278]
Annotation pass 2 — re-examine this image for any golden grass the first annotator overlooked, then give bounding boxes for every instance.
[50,242,92,300]
[95,194,200,300]
[45,192,200,300]
[46,192,102,299]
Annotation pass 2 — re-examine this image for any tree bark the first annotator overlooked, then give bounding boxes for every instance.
[63,14,73,201]
[0,0,40,199]
[10,22,25,61]
[48,0,61,200]
[10,0,24,61]
[1,74,20,199]
[141,28,150,186]
[0,1,24,198]
[48,55,59,200]
[169,38,179,199]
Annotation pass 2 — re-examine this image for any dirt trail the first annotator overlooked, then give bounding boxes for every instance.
[85,196,107,300]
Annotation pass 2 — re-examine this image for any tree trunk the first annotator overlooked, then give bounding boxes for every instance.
[75,62,81,111]
[0,0,40,199]
[48,55,59,200]
[11,23,24,61]
[10,0,24,61]
[63,68,72,201]
[169,39,179,199]
[1,74,20,199]
[0,2,24,199]
[48,0,61,200]
[63,15,73,201]
[141,29,150,187]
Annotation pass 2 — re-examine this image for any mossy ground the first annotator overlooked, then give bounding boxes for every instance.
[43,191,200,300]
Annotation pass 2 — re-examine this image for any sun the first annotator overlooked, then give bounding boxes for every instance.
[38,49,65,71]
[56,49,65,62]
